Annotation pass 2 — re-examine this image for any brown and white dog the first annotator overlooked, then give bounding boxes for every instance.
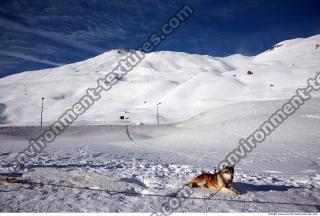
[187,165,240,195]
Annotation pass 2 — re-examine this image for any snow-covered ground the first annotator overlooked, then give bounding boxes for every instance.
[0,35,320,212]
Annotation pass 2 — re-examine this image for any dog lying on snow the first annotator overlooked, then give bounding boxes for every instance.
[187,165,240,195]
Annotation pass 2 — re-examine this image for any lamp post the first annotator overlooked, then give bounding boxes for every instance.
[41,97,44,126]
[156,102,161,126]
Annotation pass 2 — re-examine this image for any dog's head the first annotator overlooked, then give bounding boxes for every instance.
[220,165,235,181]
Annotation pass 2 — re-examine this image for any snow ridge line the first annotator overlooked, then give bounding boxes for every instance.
[1,178,319,209]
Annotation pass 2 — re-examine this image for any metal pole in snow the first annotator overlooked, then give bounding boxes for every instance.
[156,102,161,126]
[41,97,44,126]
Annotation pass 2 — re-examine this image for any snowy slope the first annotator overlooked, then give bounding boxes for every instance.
[0,35,320,212]
[0,35,319,125]
[0,98,319,212]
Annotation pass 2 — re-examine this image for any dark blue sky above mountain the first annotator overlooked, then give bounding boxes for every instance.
[0,0,319,77]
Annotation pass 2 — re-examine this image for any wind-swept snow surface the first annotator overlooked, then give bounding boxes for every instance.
[0,35,320,212]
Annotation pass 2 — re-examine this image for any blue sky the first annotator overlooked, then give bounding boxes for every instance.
[0,0,319,77]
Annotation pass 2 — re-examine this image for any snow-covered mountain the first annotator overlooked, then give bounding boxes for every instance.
[0,35,320,125]
[1,35,320,212]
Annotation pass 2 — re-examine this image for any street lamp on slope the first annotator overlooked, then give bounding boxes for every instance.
[40,97,45,127]
[156,102,161,126]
